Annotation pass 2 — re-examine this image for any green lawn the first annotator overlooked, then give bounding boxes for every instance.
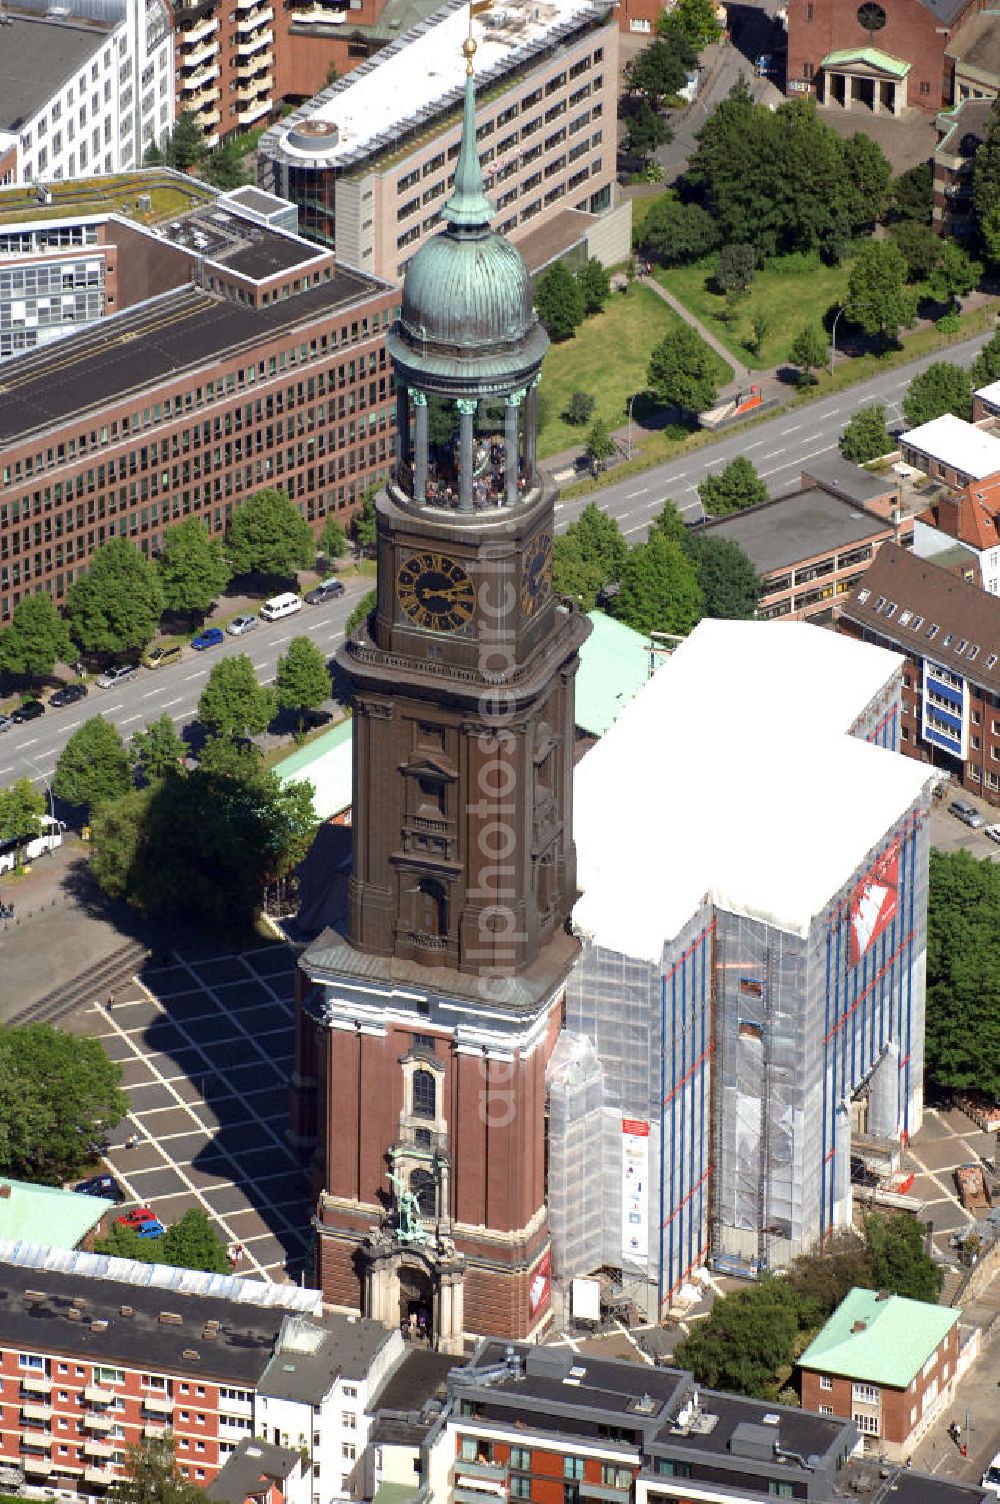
[537,282,732,458]
[658,254,853,372]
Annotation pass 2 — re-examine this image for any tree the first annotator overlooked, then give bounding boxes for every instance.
[201,141,248,190]
[552,504,627,609]
[0,591,72,683]
[0,778,46,856]
[748,312,769,359]
[846,240,918,345]
[673,1278,803,1398]
[839,403,892,464]
[565,391,596,427]
[892,162,932,224]
[889,219,942,283]
[225,488,315,579]
[64,538,165,656]
[0,1023,127,1184]
[623,99,671,163]
[164,112,204,170]
[612,530,704,637]
[130,714,187,784]
[863,1212,943,1303]
[94,1219,159,1263]
[345,587,377,635]
[636,194,718,267]
[902,361,973,427]
[838,132,892,234]
[981,200,1000,269]
[926,848,1000,1097]
[628,37,696,106]
[54,716,131,815]
[685,534,761,618]
[973,97,1000,251]
[89,787,152,901]
[585,419,615,471]
[670,0,720,47]
[576,257,611,316]
[198,655,276,741]
[157,517,230,620]
[971,328,1000,389]
[789,324,828,385]
[319,516,349,561]
[698,456,767,517]
[351,487,379,555]
[787,1229,876,1320]
[158,1208,230,1273]
[649,499,689,545]
[930,240,982,311]
[535,262,585,341]
[110,1432,205,1504]
[647,325,719,416]
[715,242,757,297]
[276,636,331,732]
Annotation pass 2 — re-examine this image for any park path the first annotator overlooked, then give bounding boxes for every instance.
[638,273,751,391]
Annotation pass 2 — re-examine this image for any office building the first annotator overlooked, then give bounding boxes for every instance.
[258,0,618,280]
[0,0,173,186]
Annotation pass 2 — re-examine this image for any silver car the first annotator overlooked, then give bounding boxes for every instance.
[227,614,258,637]
[96,663,138,689]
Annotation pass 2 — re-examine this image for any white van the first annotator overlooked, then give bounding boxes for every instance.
[0,815,65,875]
[259,592,303,622]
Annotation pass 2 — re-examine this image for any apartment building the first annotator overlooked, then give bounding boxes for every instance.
[0,208,396,622]
[0,0,173,187]
[258,0,618,280]
[174,0,275,147]
[839,541,1000,803]
[0,1246,400,1501]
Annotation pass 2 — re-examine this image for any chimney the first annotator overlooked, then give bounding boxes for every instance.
[182,1349,200,1362]
[120,1305,134,1318]
[851,1321,867,1333]
[0,1184,11,1199]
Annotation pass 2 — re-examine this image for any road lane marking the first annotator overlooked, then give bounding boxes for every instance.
[183,670,207,681]
[121,715,142,726]
[141,688,164,699]
[780,423,802,434]
[18,738,38,747]
[626,488,650,499]
[162,697,184,709]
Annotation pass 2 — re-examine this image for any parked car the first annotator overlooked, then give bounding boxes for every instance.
[12,699,44,723]
[982,1454,1000,1496]
[143,642,183,670]
[116,1206,165,1238]
[0,713,14,733]
[305,577,346,605]
[74,1173,125,1204]
[227,614,258,637]
[949,799,984,828]
[96,663,138,688]
[259,592,303,622]
[49,681,88,708]
[985,824,1000,845]
[191,626,225,651]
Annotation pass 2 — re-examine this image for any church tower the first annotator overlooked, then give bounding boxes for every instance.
[293,31,590,1346]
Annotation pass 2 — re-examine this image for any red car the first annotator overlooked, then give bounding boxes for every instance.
[116,1206,165,1238]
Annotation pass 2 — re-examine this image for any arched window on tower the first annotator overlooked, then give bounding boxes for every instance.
[409,1167,437,1218]
[412,1067,437,1120]
[415,877,448,938]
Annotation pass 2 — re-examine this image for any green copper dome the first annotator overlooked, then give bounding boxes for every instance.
[389,53,548,393]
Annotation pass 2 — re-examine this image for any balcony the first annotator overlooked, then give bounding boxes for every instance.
[141,1395,173,1416]
[83,1386,114,1405]
[396,1122,449,1155]
[451,1460,509,1482]
[22,1403,52,1423]
[237,99,271,125]
[22,1456,53,1476]
[236,7,272,29]
[180,36,217,68]
[83,1413,114,1433]
[187,84,221,109]
[85,1466,116,1485]
[181,61,219,90]
[20,1375,52,1395]
[236,28,273,54]
[21,1429,50,1448]
[180,12,218,42]
[84,1440,114,1460]
[143,1423,169,1440]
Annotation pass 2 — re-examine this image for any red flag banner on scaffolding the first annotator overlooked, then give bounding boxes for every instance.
[848,839,899,967]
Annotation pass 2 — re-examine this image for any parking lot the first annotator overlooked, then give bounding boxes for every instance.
[901,1103,1000,1258]
[65,938,311,1284]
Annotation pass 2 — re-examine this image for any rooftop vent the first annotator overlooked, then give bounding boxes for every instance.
[23,1290,45,1304]
[0,1185,11,1200]
[182,1349,200,1362]
[120,1306,133,1318]
[67,1308,82,1321]
[72,1297,86,1309]
[851,1320,867,1332]
[202,1327,218,1340]
[159,1312,183,1326]
[90,1320,108,1333]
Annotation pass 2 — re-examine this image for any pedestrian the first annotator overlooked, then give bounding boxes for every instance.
[106,992,115,1012]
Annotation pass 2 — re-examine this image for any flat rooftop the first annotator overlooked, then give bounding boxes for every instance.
[901,413,1000,481]
[699,487,890,578]
[0,14,108,132]
[268,0,609,169]
[573,618,932,960]
[0,270,385,447]
[0,172,214,230]
[159,202,327,279]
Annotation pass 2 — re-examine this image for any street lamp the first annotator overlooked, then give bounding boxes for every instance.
[829,305,847,377]
[627,393,638,460]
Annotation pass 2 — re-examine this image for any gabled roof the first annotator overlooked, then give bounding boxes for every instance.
[0,1178,112,1251]
[821,47,911,78]
[799,1288,958,1388]
[840,543,1000,693]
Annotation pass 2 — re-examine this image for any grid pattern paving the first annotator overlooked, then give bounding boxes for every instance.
[67,941,311,1283]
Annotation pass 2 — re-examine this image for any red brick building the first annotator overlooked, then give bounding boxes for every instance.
[786,0,981,114]
[799,1288,960,1461]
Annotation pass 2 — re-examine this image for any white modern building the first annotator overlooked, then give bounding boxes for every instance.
[547,620,937,1321]
[0,0,174,187]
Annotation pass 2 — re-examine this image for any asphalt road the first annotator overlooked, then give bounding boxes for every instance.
[552,326,997,540]
[0,326,996,796]
[0,578,372,793]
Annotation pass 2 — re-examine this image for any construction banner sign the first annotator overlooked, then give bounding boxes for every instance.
[848,840,899,967]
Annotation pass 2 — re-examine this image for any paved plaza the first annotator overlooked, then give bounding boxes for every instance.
[64,938,311,1284]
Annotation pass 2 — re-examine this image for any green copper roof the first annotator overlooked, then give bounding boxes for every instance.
[441,69,495,229]
[821,47,911,78]
[0,1177,113,1250]
[798,1288,958,1388]
[576,611,651,737]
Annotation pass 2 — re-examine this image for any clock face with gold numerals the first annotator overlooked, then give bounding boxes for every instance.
[521,531,553,616]
[396,551,475,632]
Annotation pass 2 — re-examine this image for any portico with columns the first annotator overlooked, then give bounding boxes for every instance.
[819,48,910,115]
